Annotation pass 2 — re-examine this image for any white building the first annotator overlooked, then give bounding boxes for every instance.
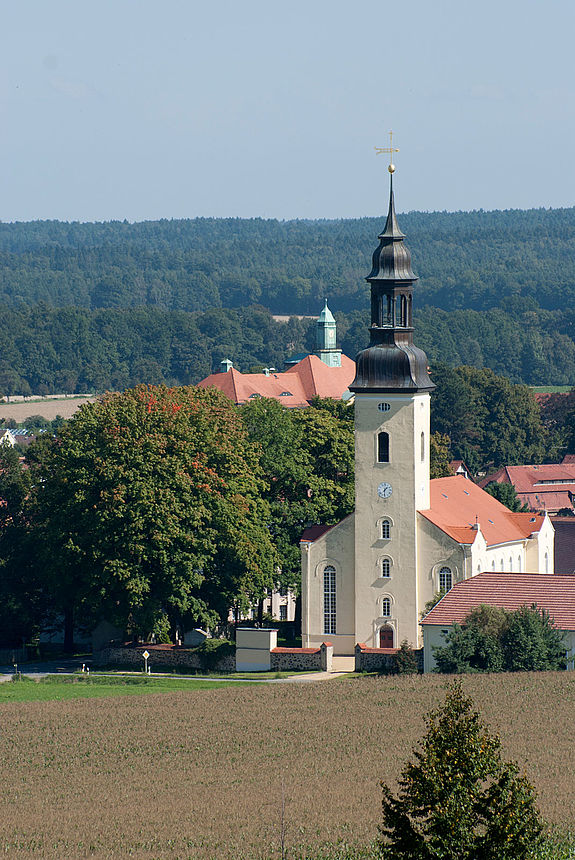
[300,170,554,654]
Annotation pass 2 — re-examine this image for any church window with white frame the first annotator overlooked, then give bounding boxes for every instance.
[382,597,391,617]
[381,558,391,578]
[323,565,336,635]
[381,518,391,540]
[439,566,452,592]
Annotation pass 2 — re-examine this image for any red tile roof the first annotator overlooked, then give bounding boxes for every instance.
[300,524,336,543]
[479,464,575,513]
[197,354,356,406]
[420,476,544,547]
[421,573,575,630]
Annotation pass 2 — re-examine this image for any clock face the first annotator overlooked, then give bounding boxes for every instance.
[377,482,393,499]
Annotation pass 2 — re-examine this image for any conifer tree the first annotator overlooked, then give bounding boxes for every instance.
[379,683,543,859]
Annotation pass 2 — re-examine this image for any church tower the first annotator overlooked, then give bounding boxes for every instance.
[315,300,342,367]
[349,168,434,648]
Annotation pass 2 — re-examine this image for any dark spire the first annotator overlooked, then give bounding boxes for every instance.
[367,174,416,282]
[380,175,405,239]
[350,171,434,394]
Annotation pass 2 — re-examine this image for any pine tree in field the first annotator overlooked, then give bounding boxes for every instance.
[379,683,543,859]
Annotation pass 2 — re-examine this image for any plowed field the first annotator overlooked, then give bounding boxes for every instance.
[1,672,573,858]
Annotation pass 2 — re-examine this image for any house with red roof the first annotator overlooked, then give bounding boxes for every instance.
[480,459,575,514]
[421,573,575,671]
[197,302,356,406]
[300,170,554,656]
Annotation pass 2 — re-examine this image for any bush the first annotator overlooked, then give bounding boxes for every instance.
[395,640,419,675]
[379,683,543,858]
[433,604,566,674]
[195,638,234,672]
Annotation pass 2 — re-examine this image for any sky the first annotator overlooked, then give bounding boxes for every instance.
[1,0,574,222]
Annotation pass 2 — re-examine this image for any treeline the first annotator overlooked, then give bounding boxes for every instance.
[1,300,575,396]
[1,208,575,315]
[0,304,313,395]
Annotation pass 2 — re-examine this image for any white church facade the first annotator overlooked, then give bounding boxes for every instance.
[300,171,554,654]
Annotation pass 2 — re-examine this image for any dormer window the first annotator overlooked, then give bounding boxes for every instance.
[280,391,293,397]
[249,393,262,399]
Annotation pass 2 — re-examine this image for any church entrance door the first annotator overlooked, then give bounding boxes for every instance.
[379,627,393,648]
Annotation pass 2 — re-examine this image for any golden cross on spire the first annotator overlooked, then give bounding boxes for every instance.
[375,130,399,173]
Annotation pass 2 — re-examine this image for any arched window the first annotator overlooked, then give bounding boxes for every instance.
[323,565,336,635]
[509,556,513,572]
[500,559,504,572]
[378,431,389,463]
[382,597,391,617]
[421,431,425,462]
[518,555,522,572]
[439,566,452,592]
[381,519,391,540]
[492,559,496,571]
[545,551,549,573]
[381,558,391,578]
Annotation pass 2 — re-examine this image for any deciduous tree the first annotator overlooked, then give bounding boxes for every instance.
[25,384,277,649]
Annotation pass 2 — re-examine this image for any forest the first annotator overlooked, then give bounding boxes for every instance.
[0,205,575,392]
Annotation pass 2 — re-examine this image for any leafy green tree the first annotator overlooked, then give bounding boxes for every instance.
[240,397,354,592]
[433,605,508,674]
[25,384,277,650]
[429,432,452,479]
[484,481,529,512]
[431,364,547,472]
[0,446,48,645]
[502,605,566,672]
[379,683,543,859]
[433,604,565,674]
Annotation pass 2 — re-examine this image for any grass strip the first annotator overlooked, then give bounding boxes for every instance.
[0,674,251,702]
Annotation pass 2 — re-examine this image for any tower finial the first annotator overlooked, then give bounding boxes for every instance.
[375,130,399,174]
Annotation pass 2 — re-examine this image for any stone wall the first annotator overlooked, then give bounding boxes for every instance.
[93,644,235,673]
[270,643,332,672]
[354,643,423,673]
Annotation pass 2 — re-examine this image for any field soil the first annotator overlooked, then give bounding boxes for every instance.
[0,672,573,858]
[0,396,95,422]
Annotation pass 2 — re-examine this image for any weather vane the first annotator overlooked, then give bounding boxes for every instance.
[375,130,399,173]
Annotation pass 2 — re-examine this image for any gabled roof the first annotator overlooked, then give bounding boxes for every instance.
[479,464,575,512]
[421,573,575,630]
[481,463,575,494]
[420,476,545,547]
[197,354,355,406]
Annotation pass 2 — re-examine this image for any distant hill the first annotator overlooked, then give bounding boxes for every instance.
[0,208,575,392]
[0,208,574,314]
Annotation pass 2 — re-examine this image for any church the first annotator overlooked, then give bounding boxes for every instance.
[300,168,555,654]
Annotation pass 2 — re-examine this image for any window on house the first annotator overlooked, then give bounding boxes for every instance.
[518,555,522,572]
[500,559,504,571]
[421,431,425,462]
[545,551,549,573]
[378,431,389,463]
[323,565,336,635]
[382,597,391,617]
[381,558,391,578]
[279,605,287,621]
[381,519,391,540]
[492,560,496,571]
[439,566,452,592]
